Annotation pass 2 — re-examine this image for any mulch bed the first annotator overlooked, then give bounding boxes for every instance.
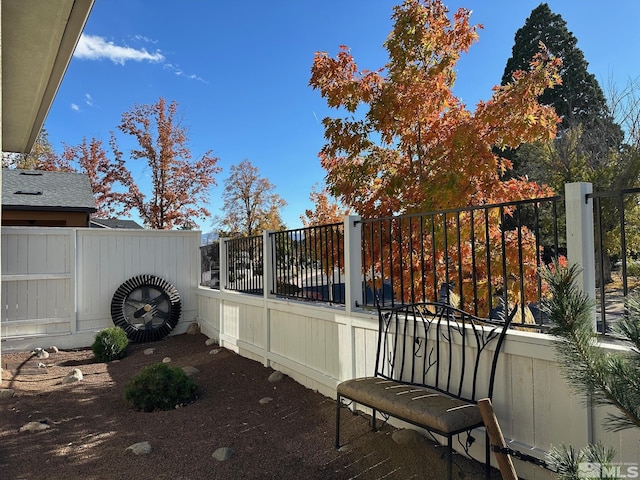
[0,333,498,479]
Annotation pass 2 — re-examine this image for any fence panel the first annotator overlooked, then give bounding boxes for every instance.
[223,235,263,295]
[1,227,200,349]
[1,228,75,339]
[270,224,345,304]
[588,187,640,333]
[76,229,200,334]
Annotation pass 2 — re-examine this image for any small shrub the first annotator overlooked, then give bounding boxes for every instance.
[92,326,129,362]
[626,261,640,278]
[124,363,198,412]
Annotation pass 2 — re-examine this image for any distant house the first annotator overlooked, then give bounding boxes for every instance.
[90,218,144,229]
[1,169,97,227]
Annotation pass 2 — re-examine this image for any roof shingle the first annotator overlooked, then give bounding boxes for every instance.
[2,169,97,212]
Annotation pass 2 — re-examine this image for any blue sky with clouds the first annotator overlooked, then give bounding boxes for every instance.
[44,0,640,231]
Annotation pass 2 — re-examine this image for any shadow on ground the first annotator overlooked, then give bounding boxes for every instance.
[1,333,500,479]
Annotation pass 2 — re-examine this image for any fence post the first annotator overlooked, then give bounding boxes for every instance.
[564,182,596,330]
[340,215,362,384]
[564,182,596,446]
[217,238,229,350]
[219,238,229,291]
[344,215,362,314]
[262,231,274,368]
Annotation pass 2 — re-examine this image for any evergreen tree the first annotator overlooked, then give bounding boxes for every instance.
[503,4,611,131]
[540,261,640,432]
[502,3,622,165]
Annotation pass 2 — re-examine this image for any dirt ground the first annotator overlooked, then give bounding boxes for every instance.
[0,333,500,480]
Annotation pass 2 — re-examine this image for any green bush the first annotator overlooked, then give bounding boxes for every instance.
[92,326,129,362]
[626,260,640,278]
[124,363,198,412]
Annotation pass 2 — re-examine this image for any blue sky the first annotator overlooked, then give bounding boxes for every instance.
[44,0,640,231]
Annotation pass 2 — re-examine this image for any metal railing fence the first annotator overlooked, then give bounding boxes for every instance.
[270,223,345,304]
[358,196,565,329]
[588,187,640,333]
[225,235,263,294]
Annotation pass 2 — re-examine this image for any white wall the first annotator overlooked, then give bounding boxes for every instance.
[1,227,200,351]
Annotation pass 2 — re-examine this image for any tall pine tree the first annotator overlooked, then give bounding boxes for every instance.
[502,4,640,284]
[502,3,622,164]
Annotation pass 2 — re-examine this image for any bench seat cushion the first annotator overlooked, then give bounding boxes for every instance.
[337,377,483,435]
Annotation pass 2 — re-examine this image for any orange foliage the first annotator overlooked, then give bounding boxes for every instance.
[116,97,221,229]
[301,185,351,227]
[301,186,350,276]
[62,137,132,219]
[310,0,562,312]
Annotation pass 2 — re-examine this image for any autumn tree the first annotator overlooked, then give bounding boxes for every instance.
[299,185,352,279]
[115,97,221,229]
[61,136,133,219]
[301,185,351,227]
[309,0,562,311]
[219,159,286,237]
[2,128,71,171]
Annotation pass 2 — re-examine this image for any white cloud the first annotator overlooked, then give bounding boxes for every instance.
[74,34,165,65]
[85,93,94,106]
[71,103,80,111]
[163,64,207,84]
[133,34,158,44]
[74,33,205,82]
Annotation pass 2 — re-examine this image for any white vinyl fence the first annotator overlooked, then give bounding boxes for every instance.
[195,184,639,479]
[1,227,200,351]
[196,278,640,480]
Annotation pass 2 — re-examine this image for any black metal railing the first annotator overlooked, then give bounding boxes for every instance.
[200,241,220,289]
[226,235,263,295]
[358,196,565,330]
[588,187,640,334]
[270,223,345,304]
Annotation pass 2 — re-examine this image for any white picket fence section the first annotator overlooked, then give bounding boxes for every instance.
[1,227,200,351]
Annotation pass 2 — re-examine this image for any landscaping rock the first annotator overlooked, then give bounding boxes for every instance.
[186,323,200,335]
[162,357,172,363]
[205,338,217,346]
[143,348,155,355]
[126,441,152,455]
[392,429,422,445]
[259,397,273,404]
[47,346,59,354]
[61,368,83,384]
[0,388,15,399]
[19,421,50,433]
[209,349,220,355]
[182,366,200,376]
[32,348,49,359]
[268,370,283,383]
[212,447,235,461]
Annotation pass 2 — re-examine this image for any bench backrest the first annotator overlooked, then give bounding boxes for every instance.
[375,302,514,403]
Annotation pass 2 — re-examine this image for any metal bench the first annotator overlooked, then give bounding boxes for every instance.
[335,302,514,480]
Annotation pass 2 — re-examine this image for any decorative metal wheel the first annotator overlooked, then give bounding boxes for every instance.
[110,274,181,343]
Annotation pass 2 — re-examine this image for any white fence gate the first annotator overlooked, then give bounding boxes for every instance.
[1,227,200,351]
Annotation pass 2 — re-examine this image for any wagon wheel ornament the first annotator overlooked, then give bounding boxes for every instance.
[111,274,181,343]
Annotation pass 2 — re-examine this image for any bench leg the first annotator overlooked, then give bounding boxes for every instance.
[371,408,377,431]
[447,435,453,480]
[485,430,491,480]
[335,394,341,449]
